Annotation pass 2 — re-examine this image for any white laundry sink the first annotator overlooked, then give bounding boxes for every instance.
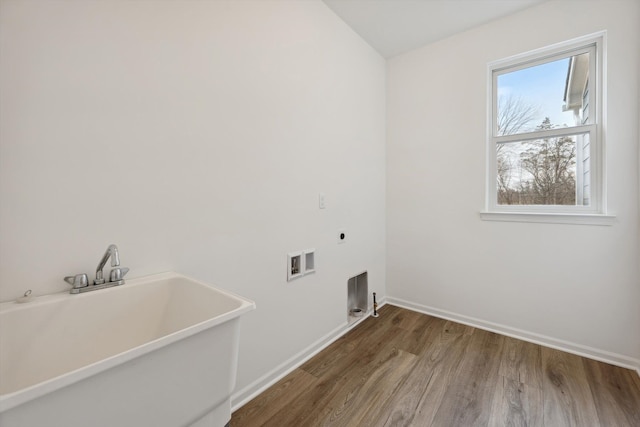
[0,272,255,427]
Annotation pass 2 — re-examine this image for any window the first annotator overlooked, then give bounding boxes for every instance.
[483,32,612,225]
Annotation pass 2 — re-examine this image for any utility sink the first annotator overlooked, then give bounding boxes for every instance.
[0,272,256,427]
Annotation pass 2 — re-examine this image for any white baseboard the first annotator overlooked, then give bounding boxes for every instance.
[387,297,640,375]
[231,301,387,411]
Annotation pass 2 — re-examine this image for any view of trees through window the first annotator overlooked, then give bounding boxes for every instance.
[495,52,590,206]
[497,116,579,205]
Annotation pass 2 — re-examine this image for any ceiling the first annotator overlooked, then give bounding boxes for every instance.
[322,0,548,58]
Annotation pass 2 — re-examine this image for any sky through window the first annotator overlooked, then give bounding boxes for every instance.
[497,57,574,131]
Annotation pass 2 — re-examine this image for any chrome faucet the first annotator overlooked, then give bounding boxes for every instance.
[95,244,120,285]
[64,244,129,294]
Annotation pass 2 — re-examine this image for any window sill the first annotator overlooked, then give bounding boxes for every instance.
[479,211,616,226]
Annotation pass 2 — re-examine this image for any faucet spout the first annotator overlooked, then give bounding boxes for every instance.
[95,244,120,285]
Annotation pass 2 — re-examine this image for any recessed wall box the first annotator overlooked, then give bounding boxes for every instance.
[347,271,368,323]
[287,252,304,281]
[303,249,315,275]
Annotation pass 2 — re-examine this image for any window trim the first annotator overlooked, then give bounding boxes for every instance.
[479,211,616,226]
[483,32,611,224]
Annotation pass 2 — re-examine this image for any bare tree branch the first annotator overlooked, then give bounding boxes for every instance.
[497,95,539,136]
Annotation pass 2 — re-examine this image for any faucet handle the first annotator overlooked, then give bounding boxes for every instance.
[64,273,89,289]
[109,267,129,282]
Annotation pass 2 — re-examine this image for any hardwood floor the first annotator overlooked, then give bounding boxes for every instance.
[231,305,640,426]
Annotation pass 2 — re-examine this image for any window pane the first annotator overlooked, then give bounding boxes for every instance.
[497,133,590,206]
[496,52,590,136]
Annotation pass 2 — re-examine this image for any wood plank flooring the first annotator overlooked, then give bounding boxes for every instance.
[231,305,640,426]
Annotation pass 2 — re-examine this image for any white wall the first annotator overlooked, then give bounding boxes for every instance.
[0,0,386,396]
[387,0,640,366]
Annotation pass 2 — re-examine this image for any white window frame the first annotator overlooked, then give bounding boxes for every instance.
[481,32,614,225]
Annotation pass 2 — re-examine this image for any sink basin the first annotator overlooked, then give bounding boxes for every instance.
[0,272,255,427]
